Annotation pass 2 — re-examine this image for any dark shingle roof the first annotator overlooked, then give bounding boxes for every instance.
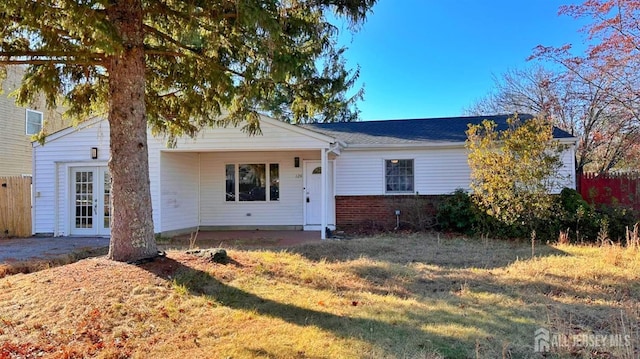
[301,114,574,146]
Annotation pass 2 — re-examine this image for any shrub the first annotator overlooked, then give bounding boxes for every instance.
[559,187,590,214]
[436,189,527,239]
[466,115,566,227]
[596,204,639,243]
[553,188,639,244]
[436,187,639,244]
[555,188,598,242]
[436,189,478,235]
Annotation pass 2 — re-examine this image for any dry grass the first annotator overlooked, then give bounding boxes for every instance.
[0,234,638,358]
[0,247,107,279]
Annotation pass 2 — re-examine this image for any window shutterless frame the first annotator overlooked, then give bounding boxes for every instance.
[225,163,280,202]
[384,158,415,193]
[26,109,44,135]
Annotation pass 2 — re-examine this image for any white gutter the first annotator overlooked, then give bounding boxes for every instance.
[341,136,578,150]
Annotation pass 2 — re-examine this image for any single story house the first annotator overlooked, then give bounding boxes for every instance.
[31,114,576,238]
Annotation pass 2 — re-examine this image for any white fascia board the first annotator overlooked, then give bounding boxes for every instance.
[32,112,339,148]
[343,136,578,151]
[259,114,338,144]
[557,137,578,145]
[32,116,106,147]
[343,142,465,150]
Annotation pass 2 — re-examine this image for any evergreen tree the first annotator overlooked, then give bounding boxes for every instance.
[0,0,376,262]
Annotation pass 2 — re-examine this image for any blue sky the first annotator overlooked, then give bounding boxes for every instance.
[335,1,589,120]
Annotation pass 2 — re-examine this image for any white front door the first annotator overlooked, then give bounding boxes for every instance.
[70,167,111,236]
[304,160,334,228]
[305,161,323,226]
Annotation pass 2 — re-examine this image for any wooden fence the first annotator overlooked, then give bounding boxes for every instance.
[0,176,32,238]
[578,172,640,211]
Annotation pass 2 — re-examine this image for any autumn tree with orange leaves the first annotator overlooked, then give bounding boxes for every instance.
[466,66,640,174]
[532,0,640,172]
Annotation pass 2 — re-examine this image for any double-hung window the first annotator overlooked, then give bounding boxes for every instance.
[226,163,280,202]
[385,159,414,193]
[26,109,43,135]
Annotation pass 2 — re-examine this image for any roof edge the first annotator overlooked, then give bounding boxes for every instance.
[343,135,578,150]
[32,116,106,147]
[34,113,341,148]
[258,115,338,144]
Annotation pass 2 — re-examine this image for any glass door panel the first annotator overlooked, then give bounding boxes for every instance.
[103,170,111,230]
[70,167,111,236]
[73,170,94,231]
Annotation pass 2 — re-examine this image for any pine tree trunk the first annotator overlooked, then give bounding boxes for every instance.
[106,0,157,262]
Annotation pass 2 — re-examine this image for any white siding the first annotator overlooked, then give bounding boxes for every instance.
[554,147,577,193]
[147,135,162,232]
[198,150,319,227]
[32,121,110,235]
[159,152,200,232]
[33,115,576,235]
[166,116,330,151]
[144,117,330,231]
[335,147,473,196]
[34,116,332,235]
[335,146,577,196]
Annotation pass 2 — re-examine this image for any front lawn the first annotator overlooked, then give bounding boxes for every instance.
[0,234,638,358]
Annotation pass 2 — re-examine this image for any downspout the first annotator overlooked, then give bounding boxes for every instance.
[332,158,337,228]
[320,147,327,240]
[157,152,162,235]
[320,142,341,239]
[31,143,36,236]
[54,162,59,236]
[198,153,202,229]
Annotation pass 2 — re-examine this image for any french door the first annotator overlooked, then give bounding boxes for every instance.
[70,167,111,236]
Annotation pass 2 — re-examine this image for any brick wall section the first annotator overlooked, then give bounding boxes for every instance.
[335,195,445,232]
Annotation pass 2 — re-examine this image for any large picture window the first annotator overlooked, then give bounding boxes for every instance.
[385,159,414,193]
[225,163,279,202]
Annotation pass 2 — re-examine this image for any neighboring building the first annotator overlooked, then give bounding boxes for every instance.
[0,66,67,176]
[31,114,576,238]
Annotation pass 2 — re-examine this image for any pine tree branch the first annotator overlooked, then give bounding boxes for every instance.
[146,0,237,31]
[0,50,105,59]
[0,58,104,65]
[143,30,250,81]
[143,25,204,56]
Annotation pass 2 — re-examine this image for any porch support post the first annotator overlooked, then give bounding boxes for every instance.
[320,148,327,240]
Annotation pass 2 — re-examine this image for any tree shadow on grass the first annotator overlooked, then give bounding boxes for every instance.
[289,235,570,270]
[137,255,540,358]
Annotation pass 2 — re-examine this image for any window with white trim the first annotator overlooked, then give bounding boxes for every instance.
[225,163,280,202]
[385,159,414,193]
[26,109,43,135]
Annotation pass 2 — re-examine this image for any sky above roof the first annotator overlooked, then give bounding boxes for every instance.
[334,0,589,121]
